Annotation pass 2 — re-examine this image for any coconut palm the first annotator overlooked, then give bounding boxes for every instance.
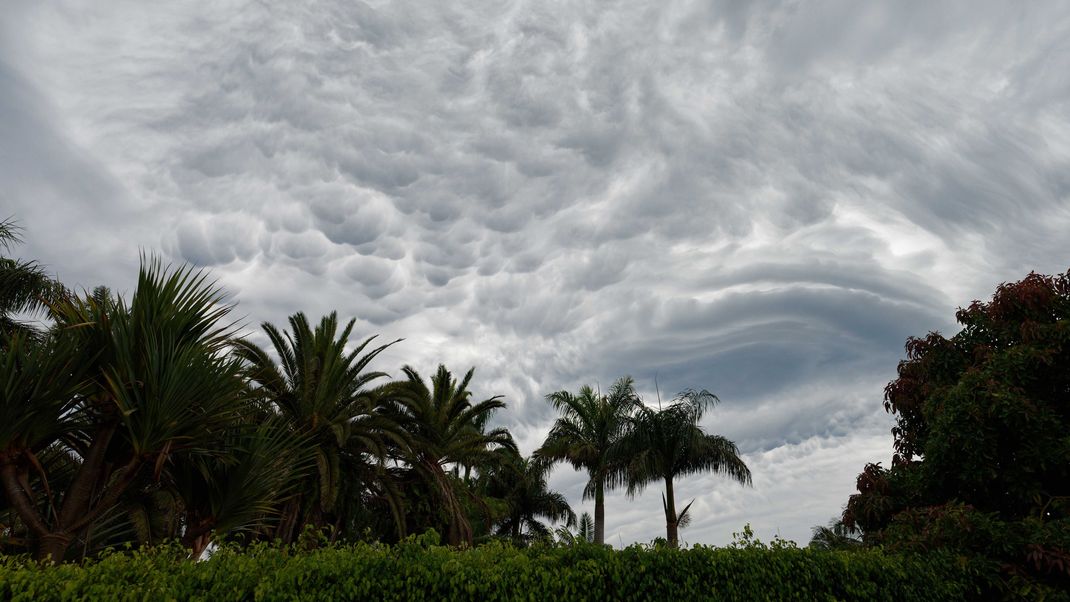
[383,364,516,546]
[481,449,575,545]
[231,312,402,541]
[617,389,751,547]
[535,376,640,545]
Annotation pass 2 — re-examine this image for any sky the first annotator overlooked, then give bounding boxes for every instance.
[2,1,1069,547]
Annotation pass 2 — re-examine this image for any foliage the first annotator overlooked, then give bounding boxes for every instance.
[0,538,994,602]
[616,388,751,547]
[843,270,1070,594]
[1,258,307,562]
[0,218,65,340]
[535,377,640,545]
[808,519,862,551]
[231,312,402,542]
[479,449,575,545]
[382,365,517,546]
[881,504,1070,599]
[556,512,595,545]
[726,523,798,551]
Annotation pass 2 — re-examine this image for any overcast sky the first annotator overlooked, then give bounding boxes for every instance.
[2,1,1069,546]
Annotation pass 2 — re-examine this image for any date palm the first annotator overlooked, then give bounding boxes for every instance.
[617,389,751,547]
[231,312,402,541]
[535,376,640,545]
[384,364,516,546]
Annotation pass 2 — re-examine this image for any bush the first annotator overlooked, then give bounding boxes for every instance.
[0,538,990,601]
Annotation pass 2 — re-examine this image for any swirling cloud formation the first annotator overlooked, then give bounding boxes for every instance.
[2,0,1068,545]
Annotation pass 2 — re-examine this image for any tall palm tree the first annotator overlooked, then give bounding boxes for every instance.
[383,364,516,546]
[616,389,751,547]
[231,312,402,541]
[481,449,575,545]
[535,376,640,545]
[0,218,63,339]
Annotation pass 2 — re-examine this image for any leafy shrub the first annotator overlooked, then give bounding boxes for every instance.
[881,503,1070,599]
[0,537,989,601]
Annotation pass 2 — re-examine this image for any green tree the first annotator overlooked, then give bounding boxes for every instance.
[1,259,253,562]
[481,449,575,545]
[384,365,516,546]
[166,415,314,558]
[843,270,1070,592]
[616,389,751,547]
[535,377,639,545]
[231,312,402,542]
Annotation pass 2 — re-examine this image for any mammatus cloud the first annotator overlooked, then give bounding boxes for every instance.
[2,0,1069,545]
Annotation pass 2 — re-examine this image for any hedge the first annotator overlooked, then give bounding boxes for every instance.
[0,538,1008,601]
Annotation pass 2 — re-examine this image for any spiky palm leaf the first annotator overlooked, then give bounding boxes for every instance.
[169,417,314,557]
[808,519,862,550]
[383,364,516,546]
[3,257,256,561]
[231,312,403,541]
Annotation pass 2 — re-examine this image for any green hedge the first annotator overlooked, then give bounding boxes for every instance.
[0,540,995,602]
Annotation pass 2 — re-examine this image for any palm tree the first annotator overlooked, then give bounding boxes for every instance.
[383,364,516,546]
[808,518,862,551]
[0,218,63,339]
[231,312,402,542]
[168,416,315,558]
[481,449,575,545]
[1,258,250,562]
[535,376,640,545]
[616,389,751,547]
[557,511,595,545]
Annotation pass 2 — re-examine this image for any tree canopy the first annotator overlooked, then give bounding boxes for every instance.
[843,270,1070,590]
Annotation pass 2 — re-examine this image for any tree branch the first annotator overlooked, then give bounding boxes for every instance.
[0,457,48,537]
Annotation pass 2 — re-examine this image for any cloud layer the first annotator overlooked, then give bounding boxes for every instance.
[3,0,1069,545]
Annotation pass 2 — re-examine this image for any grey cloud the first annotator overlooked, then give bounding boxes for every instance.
[340,254,402,300]
[174,215,261,267]
[4,0,1069,546]
[354,236,407,261]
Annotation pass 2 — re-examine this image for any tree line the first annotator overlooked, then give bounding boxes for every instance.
[0,219,751,562]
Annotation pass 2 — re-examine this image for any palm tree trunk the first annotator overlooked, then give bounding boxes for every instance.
[594,480,605,545]
[664,476,678,548]
[38,532,71,564]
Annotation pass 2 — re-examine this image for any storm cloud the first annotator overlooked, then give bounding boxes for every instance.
[2,0,1069,545]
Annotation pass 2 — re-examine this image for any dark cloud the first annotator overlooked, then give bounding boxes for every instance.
[3,0,1069,545]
